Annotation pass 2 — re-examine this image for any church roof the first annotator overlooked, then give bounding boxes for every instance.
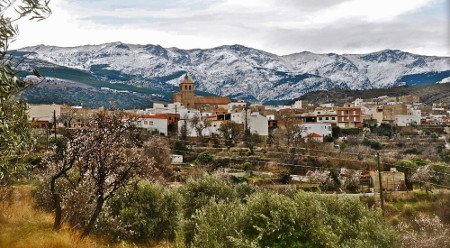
[194,96,230,105]
[181,74,194,84]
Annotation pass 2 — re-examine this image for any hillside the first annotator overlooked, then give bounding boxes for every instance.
[12,43,450,103]
[298,83,450,105]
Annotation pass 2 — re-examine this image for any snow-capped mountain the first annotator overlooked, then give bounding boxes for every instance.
[13,42,450,103]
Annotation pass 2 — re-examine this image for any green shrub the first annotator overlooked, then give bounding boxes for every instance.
[186,191,398,248]
[180,174,236,219]
[190,200,246,248]
[373,124,395,138]
[98,182,181,242]
[341,128,361,136]
[195,152,215,166]
[278,172,292,184]
[362,139,383,150]
[234,183,255,201]
[242,162,253,172]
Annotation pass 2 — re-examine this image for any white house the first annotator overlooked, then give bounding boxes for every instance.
[231,110,269,136]
[315,110,337,124]
[299,123,332,138]
[28,104,63,122]
[177,118,223,137]
[293,100,306,109]
[395,115,421,126]
[227,101,247,113]
[136,116,168,136]
[395,108,421,127]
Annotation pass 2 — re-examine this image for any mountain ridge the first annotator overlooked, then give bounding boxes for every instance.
[12,42,450,104]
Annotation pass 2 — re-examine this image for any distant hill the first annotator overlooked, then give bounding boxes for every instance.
[297,84,450,105]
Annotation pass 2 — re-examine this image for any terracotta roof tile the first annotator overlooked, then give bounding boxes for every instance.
[194,97,230,105]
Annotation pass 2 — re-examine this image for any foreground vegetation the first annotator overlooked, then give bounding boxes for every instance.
[0,186,142,248]
[5,176,398,248]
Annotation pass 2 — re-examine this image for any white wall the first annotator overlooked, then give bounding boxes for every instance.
[300,123,332,137]
[395,115,421,127]
[231,110,268,136]
[28,104,62,122]
[137,118,168,136]
[178,119,222,137]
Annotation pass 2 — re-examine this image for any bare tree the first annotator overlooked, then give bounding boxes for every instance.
[411,165,433,194]
[218,121,242,148]
[59,108,76,128]
[42,111,161,237]
[244,132,262,155]
[42,137,82,231]
[189,114,212,138]
[279,113,304,147]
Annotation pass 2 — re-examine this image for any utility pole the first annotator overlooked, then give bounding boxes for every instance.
[377,152,385,216]
[53,109,57,140]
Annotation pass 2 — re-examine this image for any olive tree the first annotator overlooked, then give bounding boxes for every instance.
[0,0,51,186]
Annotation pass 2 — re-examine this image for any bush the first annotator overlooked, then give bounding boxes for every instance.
[195,152,216,166]
[180,174,236,219]
[324,135,335,142]
[98,182,181,242]
[341,128,361,136]
[186,191,398,248]
[242,162,253,172]
[373,123,395,138]
[362,139,383,150]
[278,172,292,184]
[189,200,246,248]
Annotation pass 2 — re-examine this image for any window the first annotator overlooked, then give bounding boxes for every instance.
[189,85,192,90]
[144,121,148,125]
[318,117,322,121]
[325,117,329,120]
[149,121,154,125]
[332,117,335,120]
[185,85,188,90]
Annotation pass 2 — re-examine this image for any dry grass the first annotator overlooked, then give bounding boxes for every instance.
[0,185,170,248]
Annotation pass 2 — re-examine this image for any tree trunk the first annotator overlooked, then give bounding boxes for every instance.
[81,196,104,238]
[50,176,62,231]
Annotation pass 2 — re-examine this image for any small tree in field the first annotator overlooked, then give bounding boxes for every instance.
[42,111,161,237]
[189,114,211,138]
[411,165,434,194]
[218,121,242,148]
[244,132,262,155]
[279,113,303,147]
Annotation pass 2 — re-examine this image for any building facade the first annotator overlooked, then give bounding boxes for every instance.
[336,107,362,128]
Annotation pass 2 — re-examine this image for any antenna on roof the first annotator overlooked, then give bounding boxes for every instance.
[184,73,189,80]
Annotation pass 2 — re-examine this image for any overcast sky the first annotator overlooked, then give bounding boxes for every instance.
[11,0,450,56]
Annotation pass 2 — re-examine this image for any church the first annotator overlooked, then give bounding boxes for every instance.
[173,74,231,109]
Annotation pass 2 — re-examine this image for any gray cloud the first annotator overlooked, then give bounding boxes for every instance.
[261,19,448,55]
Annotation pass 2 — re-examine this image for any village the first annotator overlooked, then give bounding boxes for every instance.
[27,74,450,196]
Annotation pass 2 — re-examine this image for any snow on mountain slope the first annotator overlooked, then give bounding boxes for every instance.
[15,43,450,102]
